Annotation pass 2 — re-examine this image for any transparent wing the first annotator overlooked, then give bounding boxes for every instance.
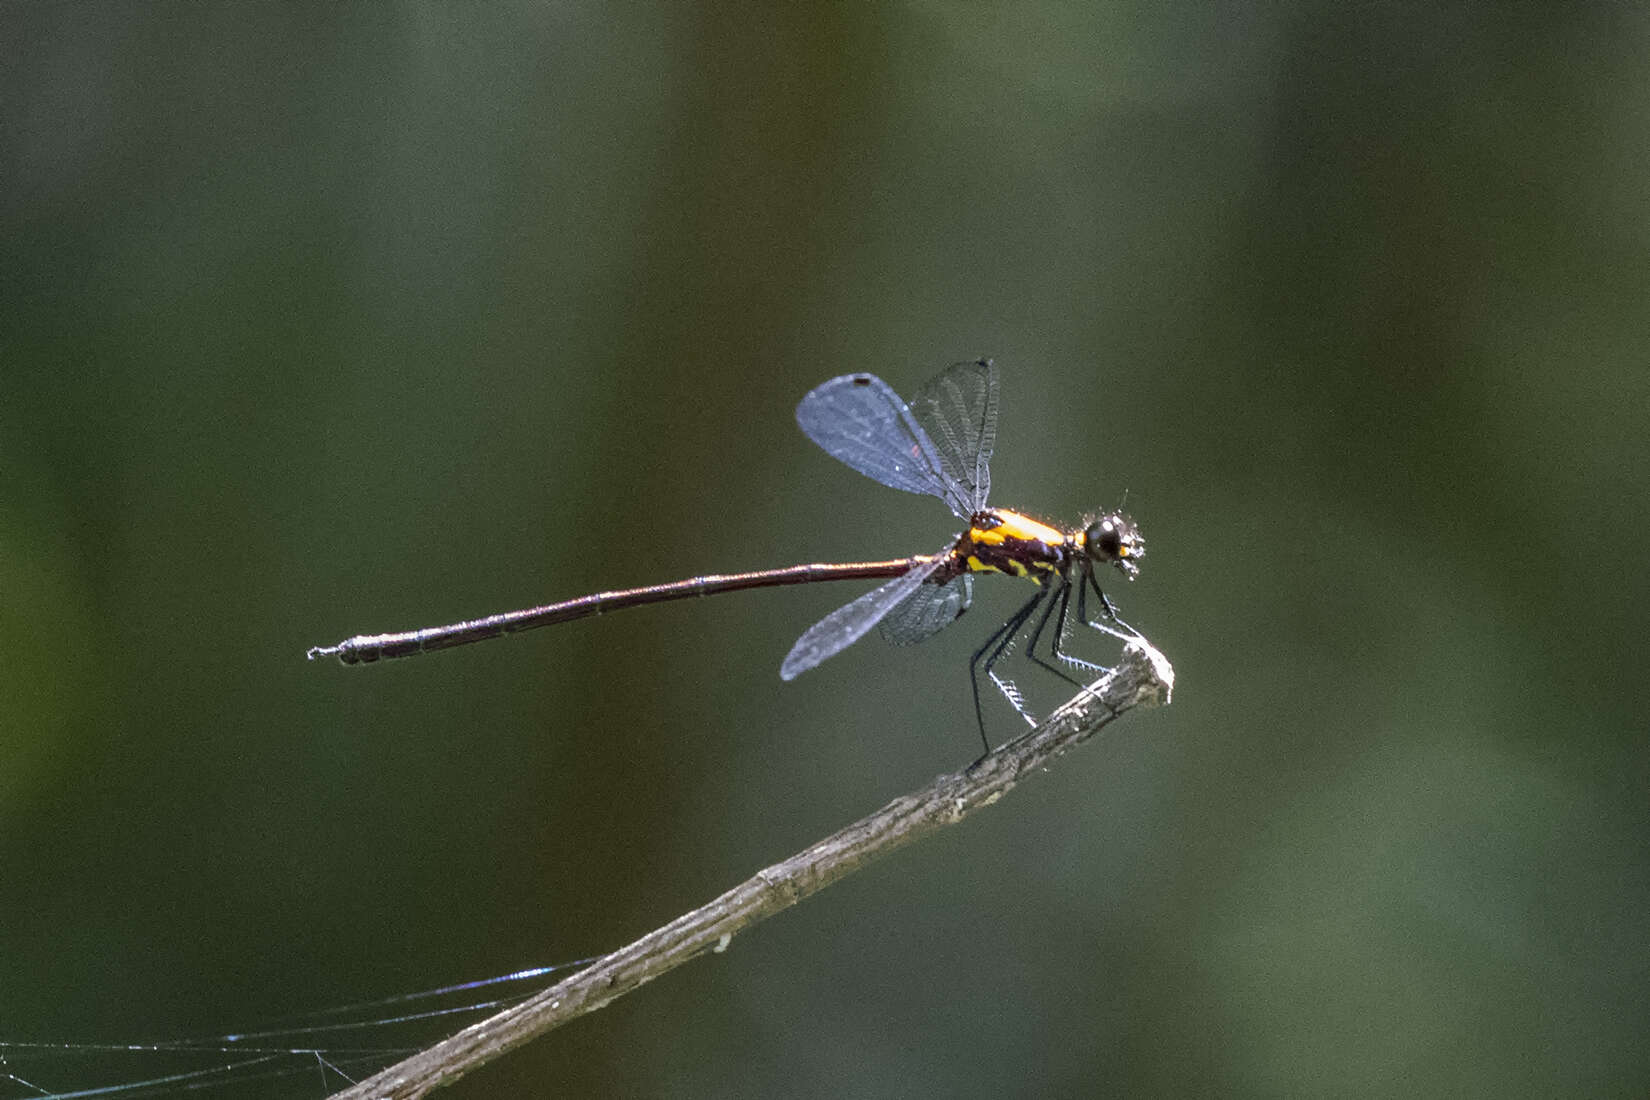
[795,372,973,519]
[910,358,997,514]
[779,551,952,680]
[877,573,972,647]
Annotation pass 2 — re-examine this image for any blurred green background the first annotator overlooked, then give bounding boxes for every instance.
[5,5,1647,1097]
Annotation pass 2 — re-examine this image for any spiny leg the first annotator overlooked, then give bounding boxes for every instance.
[1046,574,1108,677]
[985,597,1041,726]
[1082,565,1138,641]
[971,587,1045,733]
[968,584,1047,754]
[1026,575,1092,687]
[1070,567,1129,719]
[967,590,1034,756]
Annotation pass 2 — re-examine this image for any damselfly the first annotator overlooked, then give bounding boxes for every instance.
[309,359,1144,752]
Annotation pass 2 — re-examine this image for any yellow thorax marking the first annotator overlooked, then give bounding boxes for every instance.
[970,510,1065,547]
[967,554,1035,578]
[965,510,1064,582]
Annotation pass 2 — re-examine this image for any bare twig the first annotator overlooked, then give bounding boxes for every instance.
[330,639,1174,1099]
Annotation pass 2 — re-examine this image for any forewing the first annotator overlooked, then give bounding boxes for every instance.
[877,573,972,647]
[779,553,951,680]
[795,373,971,517]
[910,358,998,514]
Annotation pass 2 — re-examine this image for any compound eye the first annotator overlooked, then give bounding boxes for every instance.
[1088,519,1123,559]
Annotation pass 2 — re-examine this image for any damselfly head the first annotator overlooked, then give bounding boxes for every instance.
[1082,513,1143,580]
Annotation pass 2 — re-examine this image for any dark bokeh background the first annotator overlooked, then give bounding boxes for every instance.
[5,6,1648,1097]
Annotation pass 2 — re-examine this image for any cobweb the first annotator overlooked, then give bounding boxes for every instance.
[0,957,597,1099]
